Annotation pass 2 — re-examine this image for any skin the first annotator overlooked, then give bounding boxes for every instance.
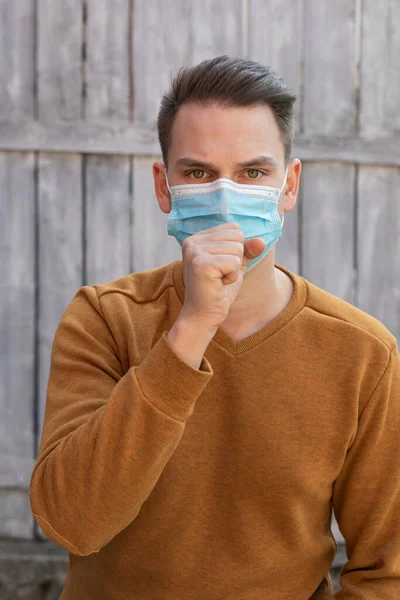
[153,102,301,345]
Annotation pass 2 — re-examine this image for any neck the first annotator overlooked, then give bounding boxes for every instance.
[220,250,294,338]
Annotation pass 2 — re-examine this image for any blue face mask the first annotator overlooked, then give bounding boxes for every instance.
[166,170,288,272]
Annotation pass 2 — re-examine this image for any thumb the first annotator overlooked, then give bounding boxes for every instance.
[243,237,266,259]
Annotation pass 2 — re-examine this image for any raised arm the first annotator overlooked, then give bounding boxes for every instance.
[29,285,213,556]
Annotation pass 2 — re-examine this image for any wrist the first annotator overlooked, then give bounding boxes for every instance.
[167,315,217,370]
[176,311,219,340]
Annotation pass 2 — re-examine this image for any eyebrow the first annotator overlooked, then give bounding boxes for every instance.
[175,155,278,170]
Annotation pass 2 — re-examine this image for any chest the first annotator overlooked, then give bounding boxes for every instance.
[175,346,357,504]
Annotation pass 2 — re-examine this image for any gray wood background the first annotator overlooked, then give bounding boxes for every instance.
[0,0,399,551]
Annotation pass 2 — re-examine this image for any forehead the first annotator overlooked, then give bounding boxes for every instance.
[169,102,285,165]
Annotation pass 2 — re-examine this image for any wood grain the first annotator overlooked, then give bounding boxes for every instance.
[85,0,131,284]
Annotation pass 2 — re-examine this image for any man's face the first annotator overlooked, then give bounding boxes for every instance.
[154,102,300,219]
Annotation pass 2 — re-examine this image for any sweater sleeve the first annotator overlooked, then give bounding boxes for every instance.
[29,285,213,556]
[331,344,400,599]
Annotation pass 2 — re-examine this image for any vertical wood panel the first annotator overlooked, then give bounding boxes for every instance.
[85,0,131,284]
[0,0,35,118]
[0,152,35,537]
[360,0,400,138]
[358,167,400,341]
[301,163,355,303]
[249,0,304,126]
[191,0,243,63]
[303,1,357,135]
[358,1,400,342]
[0,1,36,538]
[133,0,191,124]
[132,1,190,270]
[249,0,304,274]
[85,0,130,120]
[0,491,34,538]
[85,156,131,284]
[37,0,82,120]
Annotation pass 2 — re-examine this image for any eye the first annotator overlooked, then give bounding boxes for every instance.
[246,169,262,179]
[187,169,208,180]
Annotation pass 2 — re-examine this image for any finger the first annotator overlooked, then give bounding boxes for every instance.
[207,229,244,243]
[243,237,266,259]
[197,254,242,284]
[195,241,244,258]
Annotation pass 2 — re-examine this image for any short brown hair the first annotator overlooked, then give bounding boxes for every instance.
[157,55,297,167]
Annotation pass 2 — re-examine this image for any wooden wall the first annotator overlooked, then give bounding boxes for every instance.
[0,0,399,549]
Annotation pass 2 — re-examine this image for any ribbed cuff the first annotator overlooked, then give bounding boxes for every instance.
[134,331,213,421]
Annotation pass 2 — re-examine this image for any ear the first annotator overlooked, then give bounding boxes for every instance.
[282,158,301,214]
[153,161,171,214]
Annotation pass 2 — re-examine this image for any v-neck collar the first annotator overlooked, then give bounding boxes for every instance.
[172,259,308,356]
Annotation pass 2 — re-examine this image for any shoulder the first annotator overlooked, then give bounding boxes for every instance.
[90,260,179,306]
[302,276,397,353]
[61,260,179,331]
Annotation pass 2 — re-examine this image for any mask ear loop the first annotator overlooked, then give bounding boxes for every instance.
[279,168,289,225]
[165,174,172,196]
[163,165,173,209]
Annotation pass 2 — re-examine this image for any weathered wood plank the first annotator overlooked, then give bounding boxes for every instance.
[85,0,131,284]
[303,0,357,134]
[133,0,191,123]
[0,2,36,539]
[37,154,82,540]
[249,0,304,127]
[85,155,131,284]
[132,157,181,271]
[357,167,400,342]
[301,163,356,303]
[357,2,400,343]
[0,491,34,538]
[360,0,400,137]
[249,0,304,274]
[0,0,35,118]
[0,152,35,537]
[1,120,400,166]
[0,455,36,490]
[37,0,83,120]
[85,0,130,120]
[191,0,243,62]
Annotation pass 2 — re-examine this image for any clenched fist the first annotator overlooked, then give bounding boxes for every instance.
[167,222,266,369]
[180,222,265,330]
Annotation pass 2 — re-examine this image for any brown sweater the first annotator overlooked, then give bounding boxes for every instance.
[29,260,400,599]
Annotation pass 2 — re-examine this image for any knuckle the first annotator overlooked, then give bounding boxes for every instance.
[231,255,242,267]
[191,254,204,270]
[183,238,195,259]
[233,241,244,255]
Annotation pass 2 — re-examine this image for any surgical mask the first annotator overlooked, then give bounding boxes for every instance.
[166,170,288,272]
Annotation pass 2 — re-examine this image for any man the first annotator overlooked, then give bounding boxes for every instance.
[29,56,400,599]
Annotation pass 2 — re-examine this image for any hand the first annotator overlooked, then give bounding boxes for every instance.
[179,222,266,332]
